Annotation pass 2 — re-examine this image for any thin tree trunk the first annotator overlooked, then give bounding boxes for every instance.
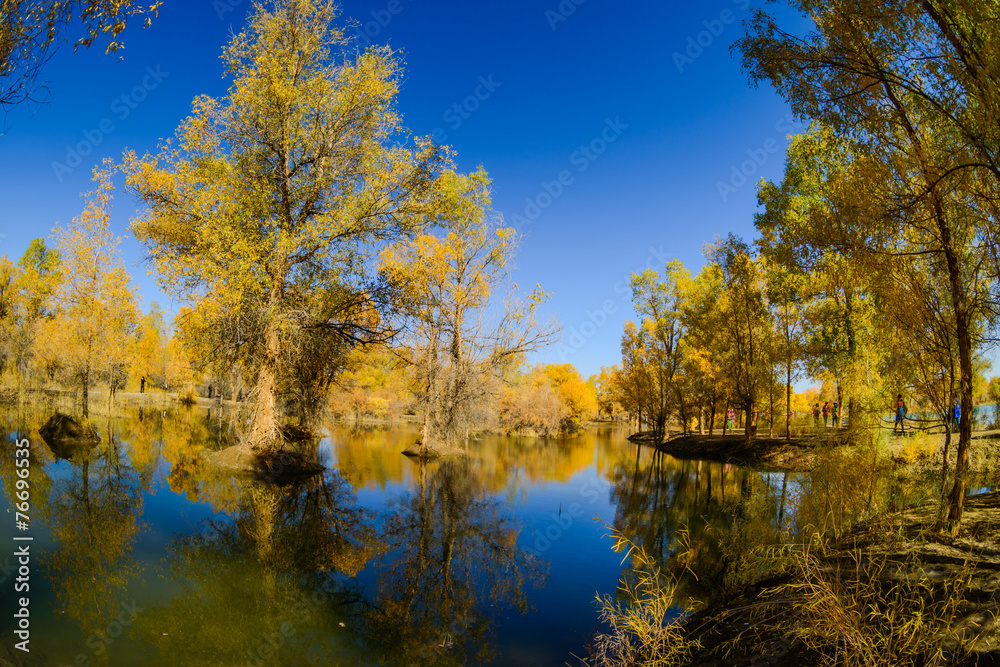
[769,379,774,437]
[785,361,792,439]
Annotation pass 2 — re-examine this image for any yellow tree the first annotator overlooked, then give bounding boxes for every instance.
[125,0,450,451]
[626,260,690,439]
[710,235,772,446]
[541,363,597,428]
[591,366,619,419]
[610,321,655,428]
[680,262,730,434]
[130,303,166,389]
[53,168,138,417]
[381,170,554,454]
[0,256,16,378]
[739,0,1000,534]
[11,239,62,386]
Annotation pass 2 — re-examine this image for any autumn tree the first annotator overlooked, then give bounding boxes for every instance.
[710,235,772,445]
[381,170,555,455]
[11,238,62,386]
[52,168,138,417]
[0,239,61,389]
[591,367,619,419]
[625,261,689,439]
[131,302,166,388]
[763,263,807,438]
[495,366,566,438]
[125,0,450,452]
[740,7,1000,530]
[540,363,597,429]
[680,262,731,435]
[755,129,885,428]
[611,322,655,429]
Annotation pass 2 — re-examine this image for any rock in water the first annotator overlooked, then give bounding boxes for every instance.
[210,444,324,480]
[402,441,466,459]
[39,413,101,445]
[38,413,101,461]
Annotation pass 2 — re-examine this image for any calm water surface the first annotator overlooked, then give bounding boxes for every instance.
[0,405,982,666]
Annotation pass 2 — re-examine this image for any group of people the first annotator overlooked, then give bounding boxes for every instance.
[811,401,840,429]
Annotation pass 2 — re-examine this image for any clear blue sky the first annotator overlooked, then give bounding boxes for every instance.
[0,0,810,379]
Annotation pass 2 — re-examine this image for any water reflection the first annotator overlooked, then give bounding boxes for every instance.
[365,458,544,665]
[4,405,982,666]
[132,471,379,665]
[41,420,145,638]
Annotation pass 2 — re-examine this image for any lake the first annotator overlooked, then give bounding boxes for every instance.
[0,404,982,666]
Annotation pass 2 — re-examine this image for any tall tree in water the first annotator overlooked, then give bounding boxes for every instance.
[740,5,1000,531]
[125,0,450,451]
[380,170,554,455]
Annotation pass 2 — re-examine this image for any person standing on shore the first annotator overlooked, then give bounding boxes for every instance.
[894,394,907,434]
[822,401,830,427]
[953,398,961,430]
[140,376,145,394]
[832,402,839,428]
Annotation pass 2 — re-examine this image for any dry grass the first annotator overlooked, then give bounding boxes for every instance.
[586,529,700,667]
[763,545,982,667]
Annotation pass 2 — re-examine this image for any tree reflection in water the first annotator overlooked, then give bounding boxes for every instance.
[607,447,786,609]
[131,464,381,666]
[41,419,146,638]
[366,458,546,666]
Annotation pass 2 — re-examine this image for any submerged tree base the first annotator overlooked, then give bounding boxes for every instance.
[402,440,466,459]
[210,444,324,480]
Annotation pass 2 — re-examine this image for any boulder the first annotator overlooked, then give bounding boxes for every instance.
[38,413,100,461]
[39,413,100,445]
[402,440,466,459]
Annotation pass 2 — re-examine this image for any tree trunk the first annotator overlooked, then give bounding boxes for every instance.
[768,379,774,437]
[82,369,90,419]
[709,394,717,436]
[248,315,282,450]
[881,81,972,534]
[946,252,974,535]
[941,367,955,497]
[785,361,792,439]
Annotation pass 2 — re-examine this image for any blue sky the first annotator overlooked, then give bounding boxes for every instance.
[0,0,809,379]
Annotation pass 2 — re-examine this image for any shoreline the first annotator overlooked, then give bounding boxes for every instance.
[629,430,826,471]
